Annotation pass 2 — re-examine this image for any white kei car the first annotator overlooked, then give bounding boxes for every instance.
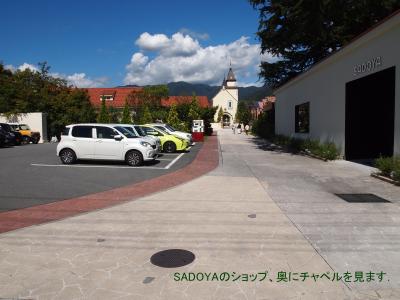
[146,123,192,144]
[57,124,157,166]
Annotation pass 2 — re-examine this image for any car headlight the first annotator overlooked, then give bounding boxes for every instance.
[140,141,152,148]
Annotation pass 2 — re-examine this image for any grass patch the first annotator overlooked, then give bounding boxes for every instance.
[268,135,340,161]
[374,156,400,182]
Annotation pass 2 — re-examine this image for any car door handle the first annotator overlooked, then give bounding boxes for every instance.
[96,140,102,143]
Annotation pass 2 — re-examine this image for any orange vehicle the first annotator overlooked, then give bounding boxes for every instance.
[8,123,40,144]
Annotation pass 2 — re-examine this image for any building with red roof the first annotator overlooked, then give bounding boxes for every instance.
[85,87,142,108]
[85,88,209,108]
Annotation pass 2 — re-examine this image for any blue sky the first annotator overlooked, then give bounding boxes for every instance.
[0,0,272,87]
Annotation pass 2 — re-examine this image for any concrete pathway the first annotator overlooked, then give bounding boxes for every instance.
[0,129,399,299]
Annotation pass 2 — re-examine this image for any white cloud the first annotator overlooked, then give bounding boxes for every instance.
[135,32,200,57]
[135,32,170,51]
[18,63,39,72]
[64,73,108,88]
[125,32,276,86]
[4,63,108,88]
[179,28,209,40]
[4,64,16,72]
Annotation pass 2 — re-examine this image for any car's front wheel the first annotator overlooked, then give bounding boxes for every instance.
[163,141,176,153]
[125,150,143,166]
[59,148,77,164]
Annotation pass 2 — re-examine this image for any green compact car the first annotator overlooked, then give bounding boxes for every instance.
[139,125,188,153]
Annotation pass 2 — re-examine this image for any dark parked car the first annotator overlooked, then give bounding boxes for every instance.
[8,123,40,144]
[0,123,22,145]
[0,127,6,147]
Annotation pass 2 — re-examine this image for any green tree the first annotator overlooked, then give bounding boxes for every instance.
[140,104,153,124]
[121,100,132,123]
[199,106,218,136]
[97,96,110,123]
[252,108,275,139]
[235,102,252,125]
[187,94,201,123]
[109,106,120,123]
[0,62,97,139]
[48,89,96,137]
[249,0,400,88]
[166,104,181,129]
[0,64,15,113]
[130,85,169,109]
[217,106,223,122]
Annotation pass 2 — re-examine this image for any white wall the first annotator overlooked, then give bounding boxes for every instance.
[212,87,239,123]
[275,14,400,156]
[0,112,48,143]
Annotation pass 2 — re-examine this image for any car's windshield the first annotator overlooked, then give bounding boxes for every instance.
[141,126,164,136]
[165,124,176,132]
[153,127,168,135]
[20,124,31,130]
[121,126,139,137]
[9,124,18,131]
[114,126,136,138]
[134,126,146,136]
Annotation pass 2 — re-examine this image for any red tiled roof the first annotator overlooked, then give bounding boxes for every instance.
[86,88,209,108]
[86,87,142,108]
[161,96,209,108]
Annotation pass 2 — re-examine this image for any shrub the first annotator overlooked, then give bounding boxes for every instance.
[272,134,291,146]
[392,163,400,181]
[312,142,340,160]
[288,138,303,153]
[268,135,339,160]
[303,139,320,153]
[374,156,400,181]
[374,156,394,176]
[252,109,275,139]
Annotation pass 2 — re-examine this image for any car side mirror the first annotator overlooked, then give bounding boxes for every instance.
[114,135,123,141]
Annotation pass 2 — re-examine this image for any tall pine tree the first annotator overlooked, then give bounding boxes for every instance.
[97,96,110,123]
[121,100,132,123]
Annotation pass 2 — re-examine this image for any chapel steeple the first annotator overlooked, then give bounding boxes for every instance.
[225,66,237,88]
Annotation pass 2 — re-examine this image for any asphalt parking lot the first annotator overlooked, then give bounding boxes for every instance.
[0,142,201,212]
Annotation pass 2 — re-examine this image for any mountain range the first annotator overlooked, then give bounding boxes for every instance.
[167,82,273,103]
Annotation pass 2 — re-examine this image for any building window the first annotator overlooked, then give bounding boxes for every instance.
[100,95,114,101]
[228,100,232,109]
[295,102,310,133]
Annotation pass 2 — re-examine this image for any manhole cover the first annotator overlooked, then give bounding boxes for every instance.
[248,214,256,218]
[143,276,155,284]
[335,193,391,203]
[97,238,106,242]
[150,249,195,268]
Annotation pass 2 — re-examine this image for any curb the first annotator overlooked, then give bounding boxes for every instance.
[371,172,400,186]
[0,135,219,234]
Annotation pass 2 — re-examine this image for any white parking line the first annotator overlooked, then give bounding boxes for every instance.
[31,151,187,170]
[164,153,185,169]
[30,163,166,170]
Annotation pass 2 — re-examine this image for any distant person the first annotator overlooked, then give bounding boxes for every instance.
[245,124,250,135]
[237,123,241,134]
[231,124,236,134]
